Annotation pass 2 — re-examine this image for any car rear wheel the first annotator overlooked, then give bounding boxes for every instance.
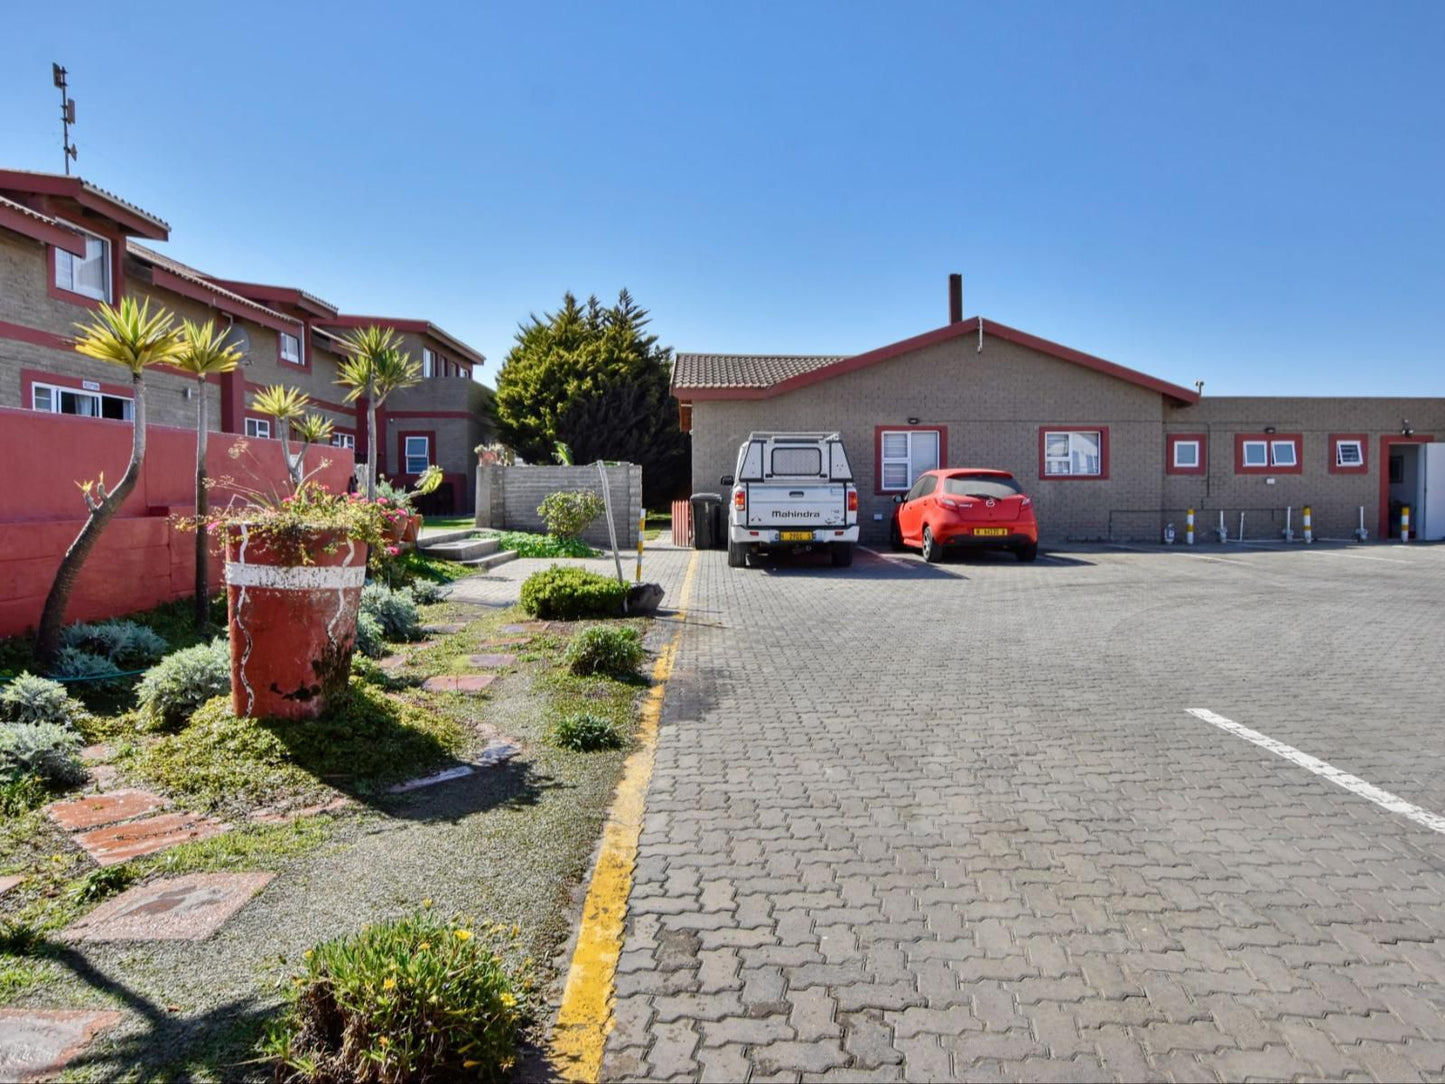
[831,542,853,567]
[727,540,748,568]
[889,518,905,551]
[922,526,943,563]
[1015,542,1038,563]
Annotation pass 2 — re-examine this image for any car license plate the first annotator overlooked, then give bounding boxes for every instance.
[779,530,813,542]
[973,527,1008,537]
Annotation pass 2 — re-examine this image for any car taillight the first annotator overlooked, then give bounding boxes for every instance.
[846,488,858,513]
[940,498,959,510]
[1020,496,1033,509]
[733,490,746,509]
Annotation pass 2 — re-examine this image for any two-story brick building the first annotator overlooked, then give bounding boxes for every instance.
[675,277,1445,545]
[0,168,490,513]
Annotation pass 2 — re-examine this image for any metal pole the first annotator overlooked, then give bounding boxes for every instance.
[636,511,645,583]
[596,461,624,584]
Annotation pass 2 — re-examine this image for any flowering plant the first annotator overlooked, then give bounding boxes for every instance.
[183,481,394,563]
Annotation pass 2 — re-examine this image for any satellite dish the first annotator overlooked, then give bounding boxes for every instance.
[222,324,251,363]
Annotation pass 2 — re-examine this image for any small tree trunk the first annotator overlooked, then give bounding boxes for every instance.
[365,398,378,500]
[194,380,210,630]
[36,373,150,666]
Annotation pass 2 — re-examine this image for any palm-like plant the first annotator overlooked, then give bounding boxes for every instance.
[174,319,243,629]
[36,298,186,665]
[335,326,422,499]
[252,384,310,486]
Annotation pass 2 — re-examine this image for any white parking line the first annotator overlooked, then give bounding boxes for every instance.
[1186,708,1445,835]
[1115,545,1252,566]
[1294,549,1412,565]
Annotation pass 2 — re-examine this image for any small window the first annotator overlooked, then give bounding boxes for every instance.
[1335,440,1363,468]
[279,331,303,365]
[1173,440,1200,469]
[880,429,941,491]
[31,381,131,420]
[1241,440,1269,468]
[245,418,272,439]
[331,433,355,450]
[1270,440,1297,468]
[422,349,434,378]
[54,226,111,302]
[404,435,430,474]
[1044,430,1102,476]
[770,446,822,476]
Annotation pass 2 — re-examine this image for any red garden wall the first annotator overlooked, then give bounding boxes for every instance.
[0,407,354,638]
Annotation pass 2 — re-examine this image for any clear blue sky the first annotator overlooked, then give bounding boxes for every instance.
[5,2,1443,395]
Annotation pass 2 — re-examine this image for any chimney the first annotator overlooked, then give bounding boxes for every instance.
[948,273,963,324]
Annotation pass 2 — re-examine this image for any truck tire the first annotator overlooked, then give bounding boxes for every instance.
[727,540,748,568]
[922,526,943,564]
[831,542,853,567]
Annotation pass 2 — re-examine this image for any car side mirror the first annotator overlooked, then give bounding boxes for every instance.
[892,495,903,504]
[720,475,734,486]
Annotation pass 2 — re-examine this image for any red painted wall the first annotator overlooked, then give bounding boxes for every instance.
[0,407,355,638]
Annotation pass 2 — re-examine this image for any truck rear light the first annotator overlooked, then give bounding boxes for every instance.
[846,488,858,512]
[733,490,746,509]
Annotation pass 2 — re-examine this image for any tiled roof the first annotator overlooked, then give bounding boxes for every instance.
[672,353,847,390]
[0,194,65,229]
[0,169,170,233]
[127,242,300,326]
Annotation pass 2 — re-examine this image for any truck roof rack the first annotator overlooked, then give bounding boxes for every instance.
[746,432,842,441]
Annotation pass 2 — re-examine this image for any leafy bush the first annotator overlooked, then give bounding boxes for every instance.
[52,647,123,683]
[519,566,626,621]
[0,722,85,787]
[136,639,231,731]
[61,620,168,667]
[481,530,597,559]
[550,712,624,752]
[354,613,387,660]
[360,584,421,642]
[537,490,604,540]
[0,775,47,817]
[410,580,446,606]
[67,865,136,904]
[265,911,534,1083]
[0,673,88,729]
[564,625,645,678]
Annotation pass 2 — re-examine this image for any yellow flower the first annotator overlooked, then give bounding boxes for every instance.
[418,941,431,951]
[500,993,517,1008]
[303,950,313,960]
[464,1061,479,1069]
[378,1036,391,1048]
[454,929,473,941]
[383,977,396,990]
[421,898,433,908]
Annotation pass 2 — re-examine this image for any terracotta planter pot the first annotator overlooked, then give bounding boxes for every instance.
[225,527,368,720]
[403,514,422,544]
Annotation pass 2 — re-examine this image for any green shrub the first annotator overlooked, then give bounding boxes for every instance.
[0,775,47,817]
[354,613,387,660]
[0,673,88,729]
[51,647,122,683]
[265,911,534,1083]
[0,722,85,787]
[360,583,421,642]
[66,865,136,904]
[519,565,626,620]
[480,530,597,559]
[564,625,645,678]
[551,712,624,752]
[537,490,604,540]
[60,620,168,667]
[136,639,231,731]
[410,580,446,606]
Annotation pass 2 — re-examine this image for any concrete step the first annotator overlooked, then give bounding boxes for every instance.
[460,549,518,571]
[421,537,498,562]
[418,528,479,547]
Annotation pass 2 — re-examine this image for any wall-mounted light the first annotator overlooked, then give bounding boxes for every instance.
[907,416,920,426]
[1402,420,1415,436]
[1263,426,1276,434]
[183,386,193,400]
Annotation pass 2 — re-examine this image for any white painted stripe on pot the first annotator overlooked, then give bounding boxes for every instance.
[1186,708,1445,835]
[225,563,367,590]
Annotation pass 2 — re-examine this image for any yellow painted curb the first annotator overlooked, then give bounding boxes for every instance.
[550,551,700,1082]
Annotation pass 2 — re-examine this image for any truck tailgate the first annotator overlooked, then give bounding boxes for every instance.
[745,485,847,528]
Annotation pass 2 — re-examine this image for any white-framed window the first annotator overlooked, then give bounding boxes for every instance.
[404,435,430,474]
[53,224,112,302]
[1270,440,1297,468]
[31,381,132,420]
[1240,440,1269,468]
[1043,430,1102,476]
[331,433,356,450]
[1335,439,1363,468]
[421,348,434,378]
[879,429,940,490]
[1172,439,1201,469]
[245,418,272,439]
[279,331,303,365]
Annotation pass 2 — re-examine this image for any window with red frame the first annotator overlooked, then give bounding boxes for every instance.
[1166,433,1207,475]
[1329,435,1367,473]
[1235,433,1302,473]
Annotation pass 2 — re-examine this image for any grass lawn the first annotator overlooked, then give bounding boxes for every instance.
[420,515,477,532]
[0,567,655,1079]
[642,509,672,542]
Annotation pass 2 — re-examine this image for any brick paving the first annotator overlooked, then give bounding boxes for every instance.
[72,811,228,866]
[599,543,1445,1082]
[0,1009,124,1080]
[45,788,168,832]
[62,873,275,942]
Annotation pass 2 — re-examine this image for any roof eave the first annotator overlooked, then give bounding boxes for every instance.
[0,200,87,256]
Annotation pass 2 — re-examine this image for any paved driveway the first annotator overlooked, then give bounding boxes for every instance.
[603,543,1445,1082]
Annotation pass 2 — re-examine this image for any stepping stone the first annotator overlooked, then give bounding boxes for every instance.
[63,872,274,941]
[79,744,112,764]
[500,622,552,634]
[85,765,120,793]
[475,739,522,767]
[378,654,407,672]
[421,623,466,635]
[387,741,523,793]
[73,812,228,867]
[422,674,496,694]
[47,789,167,832]
[0,1009,124,1081]
[483,636,530,649]
[0,875,22,898]
[250,797,352,825]
[468,653,516,669]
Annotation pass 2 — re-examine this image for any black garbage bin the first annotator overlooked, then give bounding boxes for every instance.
[690,493,721,550]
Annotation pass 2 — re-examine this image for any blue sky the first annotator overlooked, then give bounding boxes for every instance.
[4,2,1442,395]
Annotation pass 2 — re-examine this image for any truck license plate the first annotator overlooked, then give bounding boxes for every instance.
[973,527,1008,537]
[779,530,814,542]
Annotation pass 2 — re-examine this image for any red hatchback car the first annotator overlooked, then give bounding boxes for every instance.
[890,468,1039,563]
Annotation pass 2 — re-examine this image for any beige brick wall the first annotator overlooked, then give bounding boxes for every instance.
[476,464,642,547]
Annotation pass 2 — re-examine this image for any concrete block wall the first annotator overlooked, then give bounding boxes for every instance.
[476,464,642,548]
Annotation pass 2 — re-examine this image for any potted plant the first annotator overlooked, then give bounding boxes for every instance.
[375,465,444,543]
[193,482,389,720]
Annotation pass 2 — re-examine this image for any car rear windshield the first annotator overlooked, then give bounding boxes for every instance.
[943,475,1022,499]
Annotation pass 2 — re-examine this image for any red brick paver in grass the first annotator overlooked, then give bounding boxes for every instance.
[63,872,274,941]
[0,875,22,898]
[73,812,228,867]
[46,789,168,832]
[468,653,516,669]
[0,1010,124,1081]
[421,674,496,694]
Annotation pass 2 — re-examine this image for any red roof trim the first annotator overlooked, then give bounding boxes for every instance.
[675,317,1200,406]
[0,202,87,256]
[0,170,169,239]
[320,315,486,367]
[209,279,339,318]
[150,267,301,334]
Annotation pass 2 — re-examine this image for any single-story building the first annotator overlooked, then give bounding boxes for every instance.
[673,277,1445,544]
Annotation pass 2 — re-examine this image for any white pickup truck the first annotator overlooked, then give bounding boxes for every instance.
[721,432,860,568]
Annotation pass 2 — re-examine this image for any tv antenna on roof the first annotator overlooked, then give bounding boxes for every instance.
[53,63,77,175]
